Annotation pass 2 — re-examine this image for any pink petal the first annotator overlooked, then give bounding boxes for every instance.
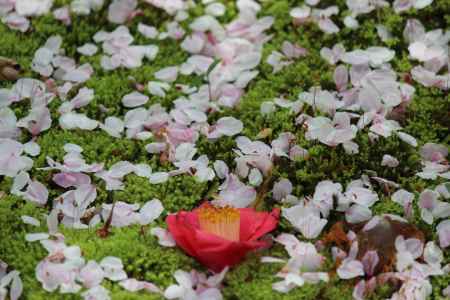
[108,0,137,24]
[24,180,48,206]
[337,259,364,279]
[437,220,450,248]
[79,261,105,288]
[361,251,379,277]
[272,179,292,201]
[334,65,348,92]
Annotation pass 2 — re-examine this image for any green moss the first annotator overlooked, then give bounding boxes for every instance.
[318,279,354,300]
[1,0,450,299]
[367,283,397,300]
[371,196,404,216]
[115,174,210,211]
[0,196,52,299]
[34,130,147,168]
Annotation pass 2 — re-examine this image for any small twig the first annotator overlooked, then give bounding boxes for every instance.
[251,169,274,211]
[97,193,115,238]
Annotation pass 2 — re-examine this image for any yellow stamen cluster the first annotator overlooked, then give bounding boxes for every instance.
[198,205,240,241]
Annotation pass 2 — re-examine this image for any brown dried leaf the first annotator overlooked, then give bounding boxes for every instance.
[356,217,425,275]
[322,221,351,250]
[0,57,21,81]
[323,217,425,276]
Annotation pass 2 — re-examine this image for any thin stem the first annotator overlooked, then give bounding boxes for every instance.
[251,169,273,211]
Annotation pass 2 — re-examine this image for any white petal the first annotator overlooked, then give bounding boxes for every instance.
[100,256,127,281]
[345,204,372,223]
[164,285,185,299]
[437,220,450,248]
[100,116,124,138]
[213,160,229,179]
[24,180,48,206]
[397,132,418,147]
[285,273,305,287]
[15,0,52,16]
[173,270,193,288]
[154,66,178,83]
[423,241,443,266]
[337,259,364,279]
[148,81,170,97]
[208,117,243,139]
[149,172,169,184]
[272,179,292,201]
[205,2,226,16]
[59,113,98,130]
[138,23,159,39]
[77,43,98,56]
[248,168,263,186]
[25,233,49,242]
[290,6,311,19]
[81,285,110,300]
[133,163,152,178]
[108,0,137,24]
[139,199,164,225]
[122,92,149,108]
[21,215,40,226]
[10,273,23,300]
[381,154,399,168]
[23,141,41,157]
[79,260,105,288]
[414,0,433,9]
[150,227,176,247]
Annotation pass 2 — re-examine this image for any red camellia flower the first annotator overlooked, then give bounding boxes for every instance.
[167,203,280,272]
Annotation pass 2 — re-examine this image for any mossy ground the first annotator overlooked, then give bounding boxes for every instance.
[0,0,449,299]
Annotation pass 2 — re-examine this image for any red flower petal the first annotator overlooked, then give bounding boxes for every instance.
[166,207,280,272]
[167,212,199,257]
[193,230,266,272]
[240,208,280,241]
